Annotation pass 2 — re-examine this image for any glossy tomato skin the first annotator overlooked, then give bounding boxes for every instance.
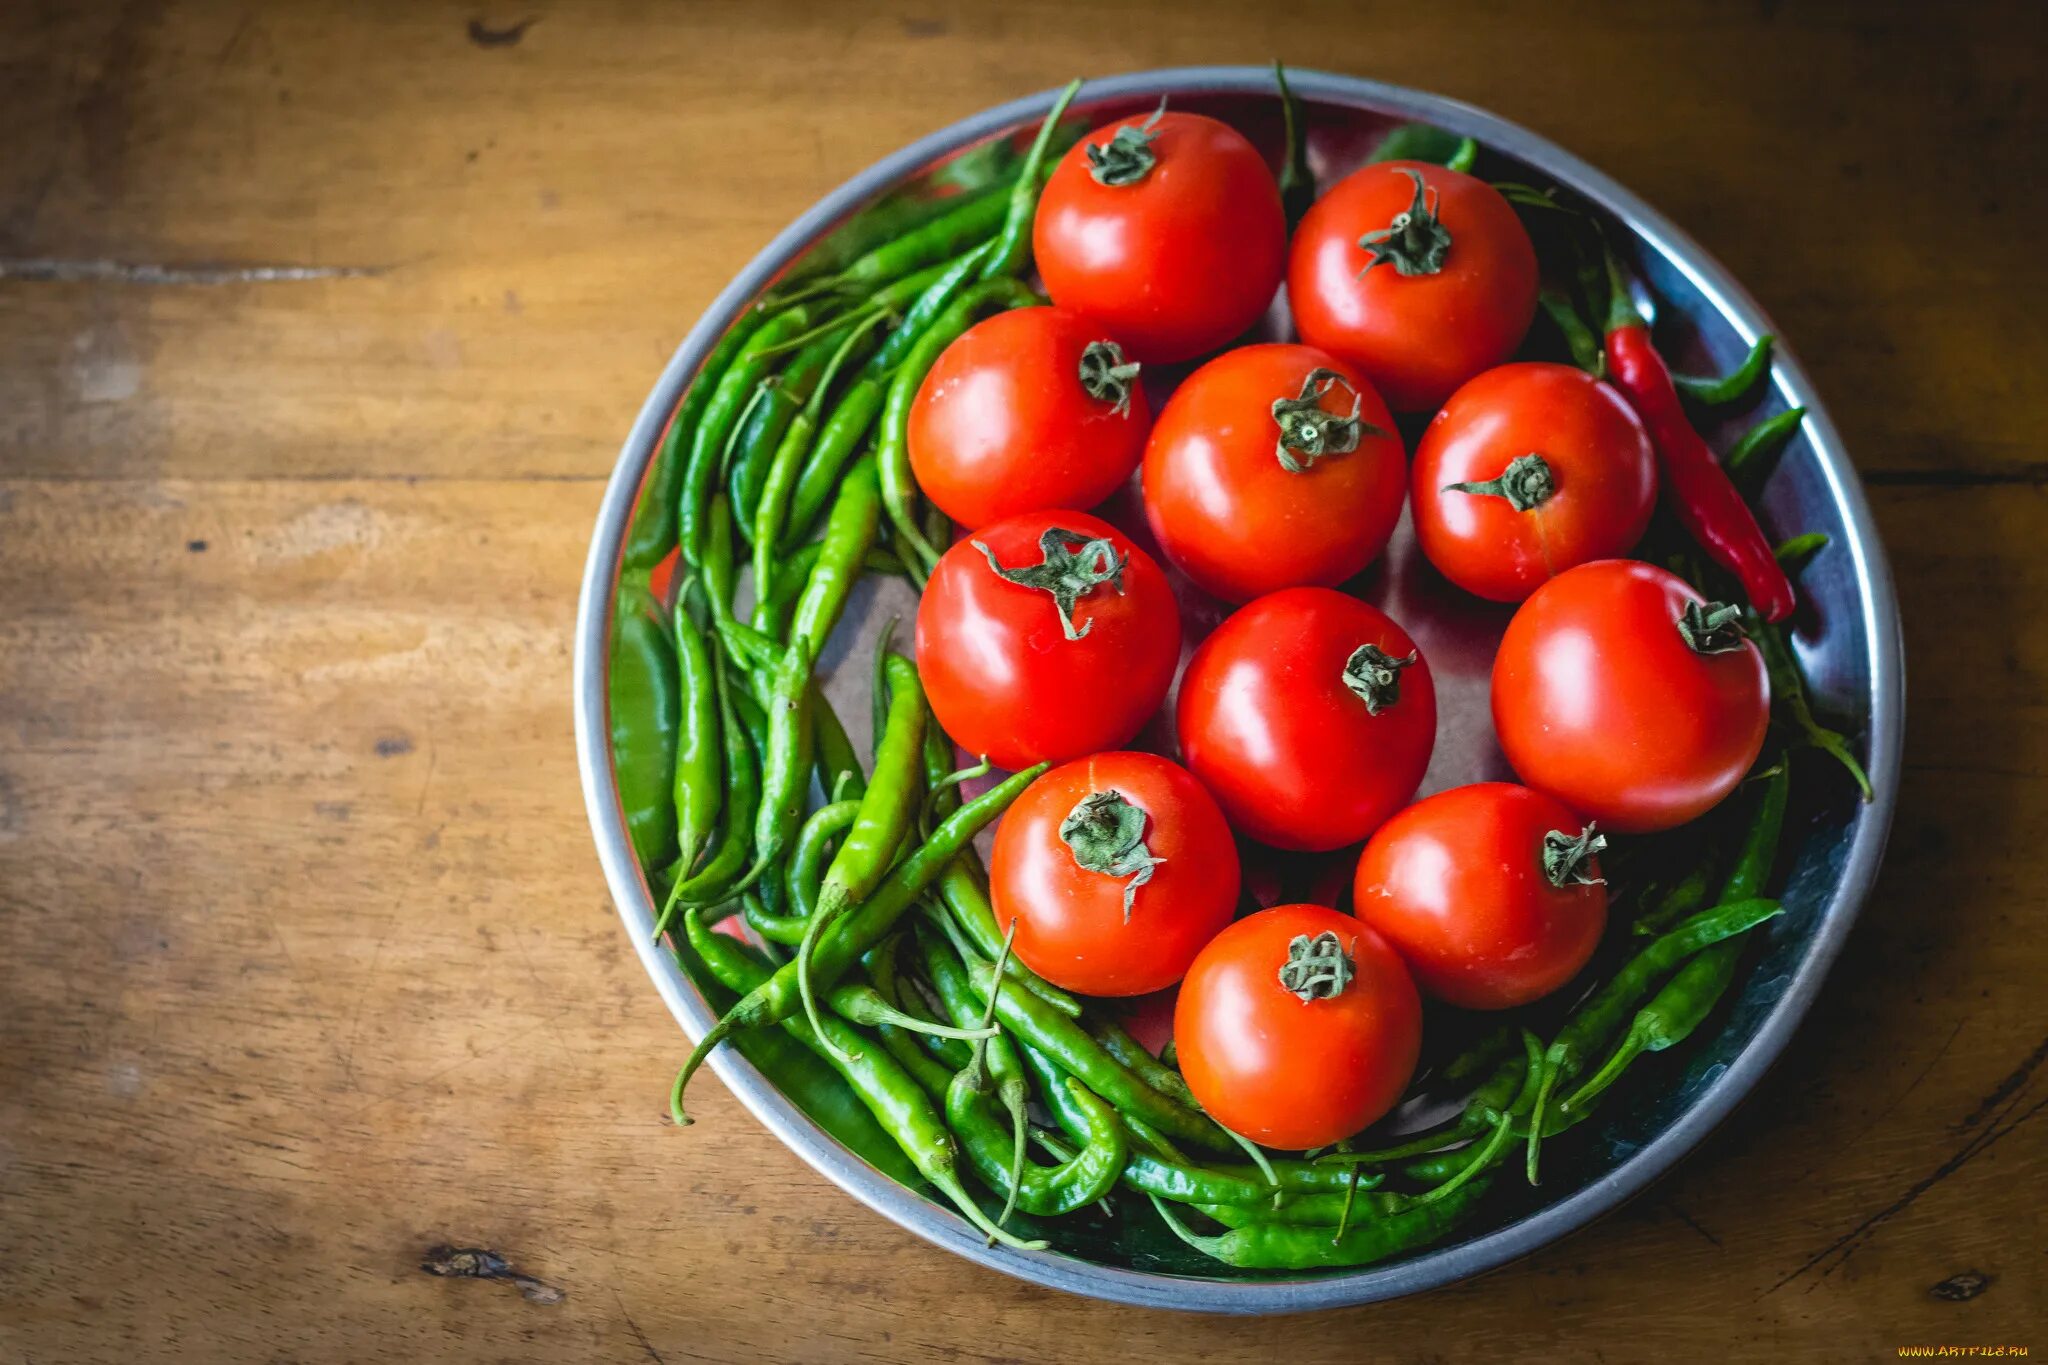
[1175,904,1422,1149]
[1177,588,1436,852]
[1288,161,1538,412]
[1412,363,1658,602]
[1034,111,1286,364]
[1352,782,1607,1010]
[1492,560,1770,833]
[1142,344,1407,603]
[908,306,1151,529]
[916,510,1180,772]
[990,752,1239,997]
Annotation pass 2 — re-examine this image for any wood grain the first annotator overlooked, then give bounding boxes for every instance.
[1,1,2042,1360]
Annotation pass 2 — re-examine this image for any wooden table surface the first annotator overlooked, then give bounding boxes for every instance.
[3,2,2043,1359]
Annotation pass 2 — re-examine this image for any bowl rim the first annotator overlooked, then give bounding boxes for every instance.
[573,64,1904,1314]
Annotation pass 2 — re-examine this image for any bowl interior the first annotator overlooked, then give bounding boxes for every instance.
[582,69,1897,1311]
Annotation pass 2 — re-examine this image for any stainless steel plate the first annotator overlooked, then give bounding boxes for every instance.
[573,66,1904,1313]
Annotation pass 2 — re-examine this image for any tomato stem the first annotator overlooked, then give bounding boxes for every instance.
[1541,824,1607,889]
[1085,98,1167,187]
[1442,453,1556,511]
[1059,789,1165,922]
[1676,600,1748,655]
[1357,167,1451,277]
[1077,339,1142,418]
[1340,642,1418,715]
[1277,930,1356,1002]
[970,526,1128,641]
[1271,368,1385,473]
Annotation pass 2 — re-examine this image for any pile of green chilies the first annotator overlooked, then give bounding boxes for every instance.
[604,87,1861,1272]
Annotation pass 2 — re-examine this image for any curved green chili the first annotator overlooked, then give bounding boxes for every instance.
[678,909,1043,1252]
[679,306,812,571]
[1517,896,1784,1169]
[727,326,848,536]
[1149,1177,1494,1270]
[876,278,1041,571]
[933,912,1236,1156]
[786,799,860,924]
[670,763,1047,1121]
[652,647,762,933]
[947,1069,1125,1218]
[802,186,1014,302]
[736,641,817,896]
[610,583,681,873]
[797,653,927,1056]
[933,855,1084,1020]
[1565,768,1790,1116]
[754,310,892,604]
[625,307,769,574]
[978,79,1081,281]
[668,599,724,878]
[810,687,867,803]
[788,454,883,656]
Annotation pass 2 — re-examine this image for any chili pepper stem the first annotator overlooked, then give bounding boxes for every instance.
[1525,1053,1562,1185]
[1562,1029,1647,1116]
[1417,1112,1514,1206]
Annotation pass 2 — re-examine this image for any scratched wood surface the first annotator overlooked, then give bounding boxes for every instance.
[1,1,2043,1360]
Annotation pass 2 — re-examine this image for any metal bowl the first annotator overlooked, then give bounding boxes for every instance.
[574,66,1903,1313]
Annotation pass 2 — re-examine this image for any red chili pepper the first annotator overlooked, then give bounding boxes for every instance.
[1602,259,1795,623]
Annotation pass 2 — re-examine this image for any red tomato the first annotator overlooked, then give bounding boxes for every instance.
[990,752,1239,997]
[1175,904,1422,1149]
[1177,588,1436,852]
[1411,363,1658,602]
[1034,109,1285,363]
[1288,161,1538,412]
[916,510,1180,771]
[1141,344,1408,603]
[1352,782,1608,1009]
[1491,560,1770,833]
[907,306,1151,529]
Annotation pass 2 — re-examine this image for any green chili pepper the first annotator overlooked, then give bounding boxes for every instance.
[1520,896,1784,1173]
[1754,617,1873,799]
[784,799,860,926]
[753,309,893,603]
[1366,122,1479,173]
[625,308,769,574]
[668,598,724,878]
[797,653,927,1057]
[1091,1018,1195,1105]
[1273,62,1315,227]
[679,908,1043,1251]
[610,584,680,873]
[932,911,1237,1156]
[1674,334,1774,406]
[932,855,1084,1019]
[651,648,762,935]
[979,79,1081,281]
[804,187,1015,303]
[1723,406,1808,489]
[788,455,883,656]
[811,687,868,803]
[876,277,1041,572]
[1564,767,1789,1115]
[1149,1177,1494,1270]
[670,763,1047,1121]
[1191,1187,1396,1228]
[728,326,850,535]
[946,1068,1125,1218]
[679,307,813,571]
[670,905,921,1187]
[916,924,1038,1225]
[736,641,817,896]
